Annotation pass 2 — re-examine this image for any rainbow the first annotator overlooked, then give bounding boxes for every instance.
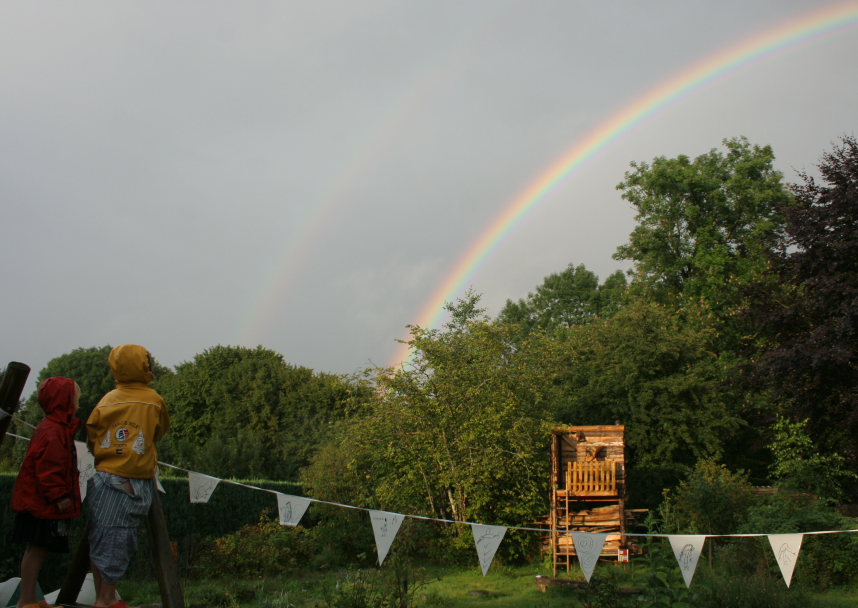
[389,1,858,367]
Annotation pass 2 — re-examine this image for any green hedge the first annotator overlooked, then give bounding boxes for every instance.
[1,474,303,590]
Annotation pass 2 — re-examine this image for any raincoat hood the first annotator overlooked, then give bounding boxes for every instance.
[109,344,154,384]
[38,376,78,424]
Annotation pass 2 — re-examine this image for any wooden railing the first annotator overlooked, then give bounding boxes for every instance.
[564,460,617,496]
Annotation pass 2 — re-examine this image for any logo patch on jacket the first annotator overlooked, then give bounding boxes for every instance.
[115,427,130,442]
[100,433,111,449]
[115,449,123,455]
[132,430,146,455]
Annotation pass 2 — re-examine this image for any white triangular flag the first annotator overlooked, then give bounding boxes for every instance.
[188,471,220,503]
[668,535,707,587]
[75,441,95,502]
[768,533,803,587]
[571,532,609,582]
[277,493,312,526]
[0,576,21,608]
[471,524,507,576]
[368,510,406,565]
[155,466,165,494]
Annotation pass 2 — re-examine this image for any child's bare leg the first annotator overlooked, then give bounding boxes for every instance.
[91,562,103,596]
[120,481,135,496]
[17,542,47,608]
[94,580,118,607]
[90,563,119,607]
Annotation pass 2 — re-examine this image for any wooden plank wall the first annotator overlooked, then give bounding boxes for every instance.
[552,426,625,495]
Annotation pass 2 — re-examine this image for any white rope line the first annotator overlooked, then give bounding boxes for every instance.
[13,416,37,430]
[4,432,857,538]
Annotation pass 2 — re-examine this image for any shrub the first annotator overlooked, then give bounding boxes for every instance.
[739,493,858,589]
[768,417,857,503]
[321,521,436,608]
[632,538,711,607]
[569,566,636,608]
[196,514,312,578]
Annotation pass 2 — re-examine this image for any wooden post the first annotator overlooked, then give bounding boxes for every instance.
[59,491,185,608]
[0,361,31,447]
[618,462,626,558]
[56,522,91,606]
[146,489,185,608]
[551,434,558,579]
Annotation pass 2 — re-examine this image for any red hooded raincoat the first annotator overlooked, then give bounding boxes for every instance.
[10,377,82,519]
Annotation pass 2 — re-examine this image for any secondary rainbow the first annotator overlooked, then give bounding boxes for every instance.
[390,1,858,367]
[236,4,518,346]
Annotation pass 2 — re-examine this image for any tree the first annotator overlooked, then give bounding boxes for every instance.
[768,417,856,503]
[614,137,790,336]
[497,263,626,343]
[550,299,744,506]
[10,346,171,467]
[305,292,554,559]
[14,346,170,445]
[743,136,858,470]
[672,459,754,535]
[154,345,358,481]
[610,137,792,484]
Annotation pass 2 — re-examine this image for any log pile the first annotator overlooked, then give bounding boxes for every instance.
[544,504,646,556]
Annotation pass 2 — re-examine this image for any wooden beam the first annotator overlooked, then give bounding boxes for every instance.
[146,489,185,608]
[0,361,30,447]
[56,521,90,606]
[559,434,577,450]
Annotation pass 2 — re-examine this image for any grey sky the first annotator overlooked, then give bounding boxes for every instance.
[2,1,856,396]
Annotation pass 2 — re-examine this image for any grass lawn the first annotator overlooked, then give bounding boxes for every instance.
[809,586,858,608]
[117,562,857,608]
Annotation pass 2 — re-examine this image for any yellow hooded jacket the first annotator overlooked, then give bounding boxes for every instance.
[86,344,170,478]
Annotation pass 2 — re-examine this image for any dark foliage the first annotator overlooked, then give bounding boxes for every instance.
[0,473,301,590]
[154,345,361,481]
[10,347,170,460]
[742,136,858,469]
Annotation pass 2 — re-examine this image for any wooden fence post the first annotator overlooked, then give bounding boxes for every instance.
[58,491,185,607]
[0,361,31,447]
[146,489,185,608]
[56,522,91,606]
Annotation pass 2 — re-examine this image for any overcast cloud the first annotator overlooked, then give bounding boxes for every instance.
[2,1,856,395]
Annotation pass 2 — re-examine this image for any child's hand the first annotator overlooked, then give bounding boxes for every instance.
[56,498,72,512]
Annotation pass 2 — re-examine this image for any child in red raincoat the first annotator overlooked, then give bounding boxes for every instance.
[10,377,82,608]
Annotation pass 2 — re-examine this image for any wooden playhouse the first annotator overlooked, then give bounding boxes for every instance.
[548,424,646,575]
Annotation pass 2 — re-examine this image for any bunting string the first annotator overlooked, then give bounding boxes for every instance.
[4,432,856,582]
[5,432,856,536]
[13,415,38,430]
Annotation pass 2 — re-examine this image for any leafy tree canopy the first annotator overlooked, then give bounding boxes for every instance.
[550,299,744,506]
[497,263,626,343]
[614,137,790,336]
[154,345,359,481]
[768,417,857,504]
[670,459,754,536]
[16,346,170,444]
[743,136,858,470]
[305,292,554,558]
